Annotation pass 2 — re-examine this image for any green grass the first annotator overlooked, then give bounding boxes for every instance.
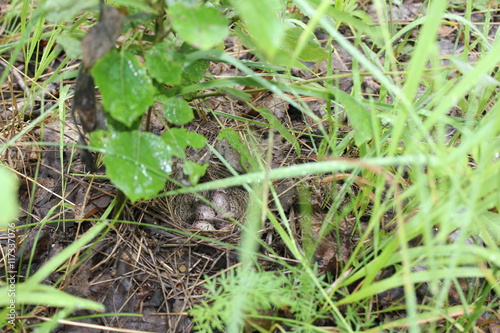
[1,0,499,332]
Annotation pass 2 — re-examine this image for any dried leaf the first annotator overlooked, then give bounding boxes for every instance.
[82,5,125,70]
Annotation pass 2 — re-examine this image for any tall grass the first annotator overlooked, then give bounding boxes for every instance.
[191,0,500,331]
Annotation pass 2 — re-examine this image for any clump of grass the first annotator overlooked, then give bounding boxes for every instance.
[188,0,500,332]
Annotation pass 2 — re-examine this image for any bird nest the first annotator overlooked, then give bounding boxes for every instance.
[144,116,253,230]
[152,161,248,231]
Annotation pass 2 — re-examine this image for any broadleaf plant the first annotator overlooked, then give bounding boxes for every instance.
[168,4,229,50]
[90,130,173,203]
[159,96,194,125]
[145,43,184,85]
[92,50,154,128]
[60,0,330,208]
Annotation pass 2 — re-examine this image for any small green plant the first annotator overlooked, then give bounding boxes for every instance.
[41,0,330,203]
[190,267,327,332]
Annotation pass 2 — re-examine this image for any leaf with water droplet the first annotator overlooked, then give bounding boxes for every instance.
[145,43,184,85]
[90,130,172,202]
[92,50,154,127]
[158,96,194,125]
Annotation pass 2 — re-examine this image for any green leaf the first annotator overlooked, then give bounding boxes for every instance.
[0,166,18,228]
[351,10,375,26]
[159,96,194,125]
[145,43,184,85]
[91,131,172,202]
[43,0,99,22]
[92,50,154,127]
[473,211,500,245]
[335,90,373,146]
[182,58,209,83]
[183,160,209,185]
[162,128,207,158]
[89,129,108,149]
[56,32,83,59]
[217,128,259,171]
[107,0,154,11]
[169,5,229,50]
[281,27,328,62]
[221,87,252,102]
[230,0,285,59]
[180,44,210,83]
[166,0,201,7]
[326,7,377,30]
[6,284,104,311]
[258,107,301,155]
